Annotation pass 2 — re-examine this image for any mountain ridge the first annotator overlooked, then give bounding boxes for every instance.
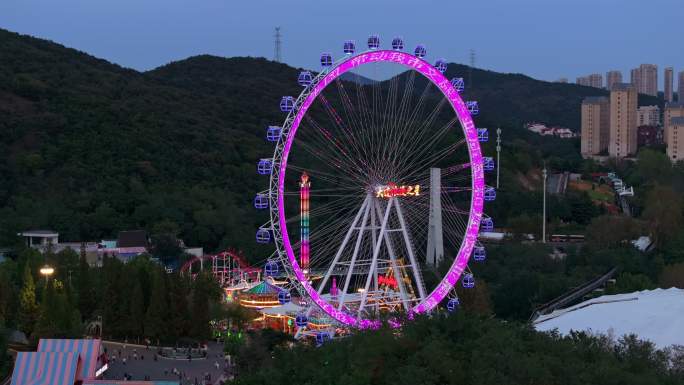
[0,28,655,259]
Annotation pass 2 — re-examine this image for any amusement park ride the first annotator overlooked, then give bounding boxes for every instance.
[203,35,497,344]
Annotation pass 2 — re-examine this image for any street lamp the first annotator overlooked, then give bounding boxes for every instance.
[496,128,502,189]
[40,265,54,284]
[542,167,547,244]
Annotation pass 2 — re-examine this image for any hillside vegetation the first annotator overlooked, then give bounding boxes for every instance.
[0,28,656,261]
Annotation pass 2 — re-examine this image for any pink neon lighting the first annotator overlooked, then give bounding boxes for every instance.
[277,49,484,327]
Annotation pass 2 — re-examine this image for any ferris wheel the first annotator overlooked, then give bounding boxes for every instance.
[254,35,495,329]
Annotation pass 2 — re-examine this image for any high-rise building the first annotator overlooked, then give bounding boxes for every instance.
[668,117,684,162]
[576,74,602,88]
[581,97,610,157]
[631,68,641,91]
[606,70,623,90]
[664,67,674,102]
[588,74,603,88]
[630,64,658,96]
[637,105,661,127]
[678,71,684,101]
[609,83,638,158]
[665,102,684,162]
[576,76,591,87]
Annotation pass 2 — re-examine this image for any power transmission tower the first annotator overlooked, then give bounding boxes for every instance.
[469,49,475,90]
[274,27,282,62]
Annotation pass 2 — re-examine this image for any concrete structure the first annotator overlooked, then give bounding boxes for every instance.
[588,73,603,88]
[636,105,660,127]
[665,102,684,162]
[679,71,684,101]
[581,97,610,157]
[576,74,602,88]
[606,70,623,90]
[668,117,684,162]
[576,76,590,87]
[609,83,638,158]
[17,230,59,249]
[664,67,674,102]
[631,64,658,97]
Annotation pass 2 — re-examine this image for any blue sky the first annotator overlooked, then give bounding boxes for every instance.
[1,0,682,86]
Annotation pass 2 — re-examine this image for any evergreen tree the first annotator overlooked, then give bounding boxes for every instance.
[0,320,9,379]
[145,270,168,341]
[101,256,124,338]
[77,253,96,320]
[17,263,39,335]
[127,279,145,337]
[166,273,190,341]
[190,272,221,340]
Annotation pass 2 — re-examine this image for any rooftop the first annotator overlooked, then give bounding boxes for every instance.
[17,230,59,237]
[611,83,634,91]
[534,288,684,349]
[582,96,608,104]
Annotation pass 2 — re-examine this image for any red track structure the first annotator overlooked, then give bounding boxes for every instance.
[179,249,261,287]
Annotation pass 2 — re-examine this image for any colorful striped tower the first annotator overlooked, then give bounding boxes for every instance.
[300,172,310,273]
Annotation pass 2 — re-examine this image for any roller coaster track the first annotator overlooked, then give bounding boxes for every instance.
[529,267,617,322]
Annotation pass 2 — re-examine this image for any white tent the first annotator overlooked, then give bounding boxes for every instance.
[534,288,684,349]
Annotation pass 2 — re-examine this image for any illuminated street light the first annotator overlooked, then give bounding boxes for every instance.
[40,265,54,284]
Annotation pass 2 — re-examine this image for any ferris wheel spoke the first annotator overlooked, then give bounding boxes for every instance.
[293,133,369,186]
[271,49,485,326]
[391,79,433,162]
[316,92,369,165]
[334,79,371,156]
[395,98,450,171]
[301,114,376,183]
[287,163,364,188]
[399,137,465,183]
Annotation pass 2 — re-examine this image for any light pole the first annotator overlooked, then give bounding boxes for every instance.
[496,128,502,189]
[39,265,55,285]
[542,166,547,244]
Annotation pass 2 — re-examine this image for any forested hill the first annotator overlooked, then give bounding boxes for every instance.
[0,28,653,259]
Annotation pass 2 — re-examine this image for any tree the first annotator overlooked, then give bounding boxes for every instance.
[17,263,39,335]
[635,149,672,185]
[660,262,684,289]
[144,270,168,341]
[127,279,145,337]
[642,185,683,248]
[0,320,9,380]
[76,253,96,320]
[586,215,642,249]
[190,272,221,341]
[166,273,191,341]
[33,279,81,339]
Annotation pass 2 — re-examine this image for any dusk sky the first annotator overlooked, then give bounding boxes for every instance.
[1,0,682,86]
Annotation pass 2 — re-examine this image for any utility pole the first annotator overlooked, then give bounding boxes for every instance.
[496,127,502,189]
[274,27,282,62]
[542,166,547,244]
[469,49,475,90]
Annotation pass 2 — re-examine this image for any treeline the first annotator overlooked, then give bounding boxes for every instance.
[0,247,223,344]
[0,28,640,265]
[234,312,684,385]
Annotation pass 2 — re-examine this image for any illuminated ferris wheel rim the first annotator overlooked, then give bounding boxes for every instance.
[270,49,485,328]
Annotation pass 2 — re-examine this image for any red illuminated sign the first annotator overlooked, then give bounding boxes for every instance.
[375,183,420,199]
